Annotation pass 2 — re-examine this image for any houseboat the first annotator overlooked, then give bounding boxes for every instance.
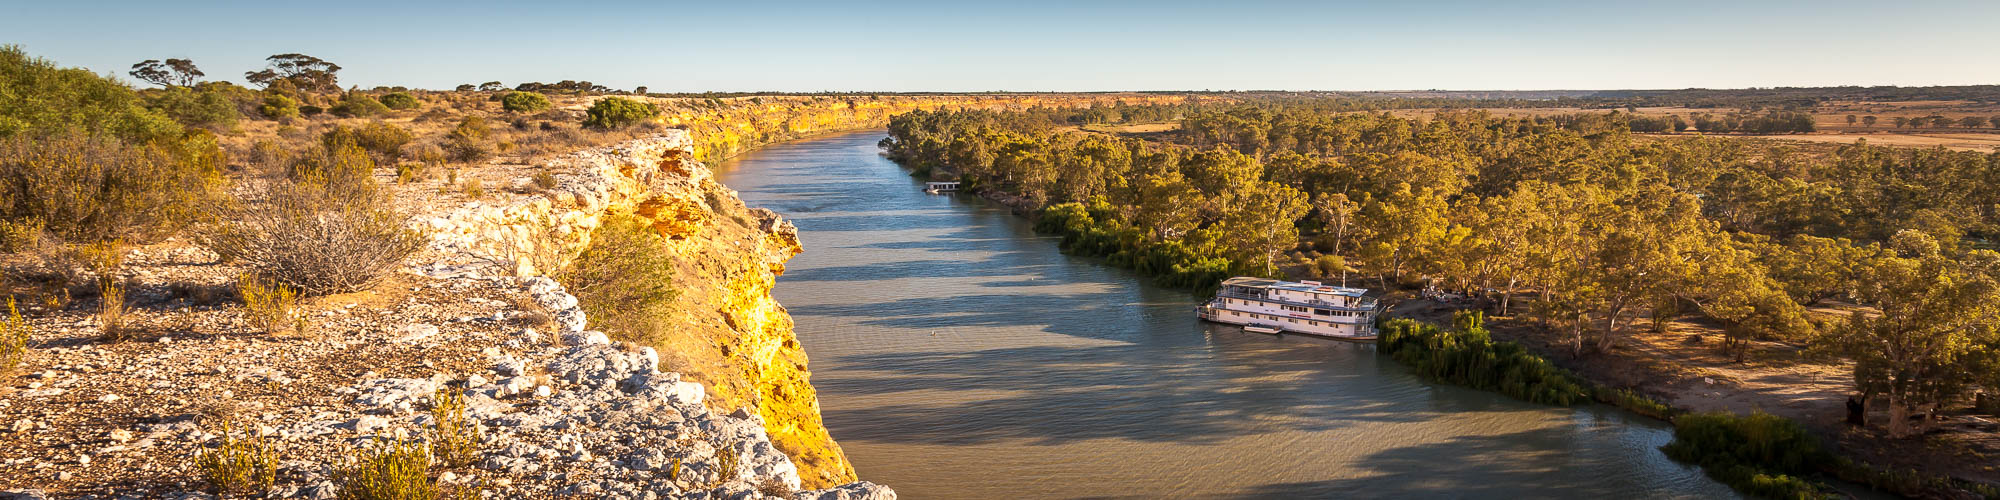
[1196,277,1382,340]
[924,181,960,194]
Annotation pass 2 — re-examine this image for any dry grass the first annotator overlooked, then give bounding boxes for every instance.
[427,386,482,468]
[0,297,28,375]
[193,420,281,495]
[336,437,473,500]
[237,274,304,335]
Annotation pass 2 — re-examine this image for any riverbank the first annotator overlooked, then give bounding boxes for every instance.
[731,130,1743,499]
[1391,297,2000,498]
[909,153,1996,497]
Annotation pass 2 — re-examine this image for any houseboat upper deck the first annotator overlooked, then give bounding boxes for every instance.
[1196,277,1382,340]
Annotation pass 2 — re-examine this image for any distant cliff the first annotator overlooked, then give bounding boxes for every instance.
[625,93,1202,164]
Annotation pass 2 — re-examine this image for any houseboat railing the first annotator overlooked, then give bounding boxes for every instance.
[1215,290,1378,312]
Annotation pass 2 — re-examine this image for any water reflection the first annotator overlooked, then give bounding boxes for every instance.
[712,131,1735,499]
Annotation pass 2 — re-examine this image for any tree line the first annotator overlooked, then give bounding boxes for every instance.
[883,102,2000,438]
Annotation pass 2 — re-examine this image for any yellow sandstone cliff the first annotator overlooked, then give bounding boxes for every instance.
[444,93,1203,488]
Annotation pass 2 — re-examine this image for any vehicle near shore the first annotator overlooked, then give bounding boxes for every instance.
[1197,277,1382,340]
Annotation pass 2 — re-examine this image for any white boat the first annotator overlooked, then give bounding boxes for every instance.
[1242,324,1283,334]
[1196,277,1382,341]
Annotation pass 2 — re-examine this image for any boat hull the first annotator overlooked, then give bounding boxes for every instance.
[1197,305,1377,342]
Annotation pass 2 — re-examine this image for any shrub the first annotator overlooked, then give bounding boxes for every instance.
[582,97,658,129]
[336,438,445,500]
[396,163,427,184]
[0,218,43,252]
[330,94,389,118]
[193,420,280,495]
[146,86,239,131]
[499,92,551,113]
[450,116,489,141]
[0,129,224,243]
[532,171,557,190]
[1377,312,1592,405]
[323,122,413,161]
[555,214,678,344]
[428,387,482,467]
[200,144,427,295]
[78,240,129,340]
[238,274,303,334]
[460,179,483,198]
[299,105,324,117]
[378,92,420,111]
[707,446,740,488]
[1661,411,1834,499]
[258,95,300,120]
[1594,386,1676,420]
[443,116,491,164]
[0,297,28,375]
[0,45,181,142]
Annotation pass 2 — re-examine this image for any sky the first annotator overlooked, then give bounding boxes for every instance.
[5,0,1998,92]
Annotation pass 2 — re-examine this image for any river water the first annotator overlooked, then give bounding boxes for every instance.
[712,131,1738,499]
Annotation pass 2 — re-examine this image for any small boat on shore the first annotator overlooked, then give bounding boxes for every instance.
[1196,277,1383,341]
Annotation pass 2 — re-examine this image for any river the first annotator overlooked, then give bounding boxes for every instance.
[711,131,1739,499]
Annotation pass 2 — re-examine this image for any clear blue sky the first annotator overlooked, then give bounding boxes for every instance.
[5,0,1996,92]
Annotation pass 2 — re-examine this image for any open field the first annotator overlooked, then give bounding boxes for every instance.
[1745,132,2000,152]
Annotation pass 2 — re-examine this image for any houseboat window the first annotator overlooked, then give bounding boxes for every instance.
[1314,309,1332,316]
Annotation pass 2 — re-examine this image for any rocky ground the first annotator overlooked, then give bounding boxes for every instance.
[0,133,893,499]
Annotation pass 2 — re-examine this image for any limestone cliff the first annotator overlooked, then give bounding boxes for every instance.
[425,130,857,487]
[589,93,1206,163]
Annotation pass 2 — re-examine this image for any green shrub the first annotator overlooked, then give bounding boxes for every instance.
[0,131,224,243]
[145,86,239,131]
[378,92,420,110]
[1661,411,1835,499]
[582,97,657,129]
[1033,201,1243,291]
[499,92,551,113]
[300,105,324,117]
[192,420,280,495]
[1377,312,1592,405]
[323,122,412,161]
[259,95,300,120]
[555,213,679,344]
[450,116,489,141]
[1594,386,1676,420]
[0,45,180,142]
[330,94,389,118]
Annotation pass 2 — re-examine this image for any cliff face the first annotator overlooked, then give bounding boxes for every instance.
[425,130,857,487]
[614,93,1204,163]
[468,93,1204,487]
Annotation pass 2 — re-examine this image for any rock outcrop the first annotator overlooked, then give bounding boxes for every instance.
[420,130,866,490]
[0,130,887,498]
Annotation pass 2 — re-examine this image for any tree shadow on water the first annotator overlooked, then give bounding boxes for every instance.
[1219,425,1723,500]
[819,343,1447,447]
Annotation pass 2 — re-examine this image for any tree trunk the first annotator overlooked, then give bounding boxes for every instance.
[1597,301,1626,353]
[1887,393,1912,438]
[1500,277,1517,317]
